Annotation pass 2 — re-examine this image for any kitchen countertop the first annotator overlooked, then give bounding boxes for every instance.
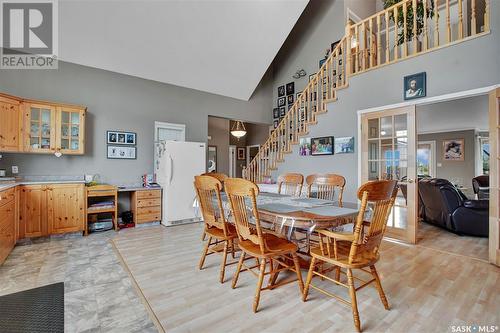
[0,176,85,192]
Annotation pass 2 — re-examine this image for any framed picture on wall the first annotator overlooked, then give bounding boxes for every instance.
[296,92,302,100]
[107,145,136,159]
[107,131,136,145]
[286,82,295,95]
[311,136,334,156]
[273,119,279,129]
[443,139,464,161]
[404,72,426,100]
[309,73,316,82]
[278,85,285,97]
[299,137,311,156]
[237,147,246,160]
[273,108,279,119]
[287,94,294,105]
[334,136,355,154]
[279,107,286,117]
[319,58,326,68]
[277,97,286,107]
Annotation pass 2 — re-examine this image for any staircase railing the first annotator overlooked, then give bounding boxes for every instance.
[244,37,348,183]
[244,0,491,182]
[346,0,491,76]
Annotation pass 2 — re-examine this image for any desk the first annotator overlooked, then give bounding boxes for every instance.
[117,186,162,225]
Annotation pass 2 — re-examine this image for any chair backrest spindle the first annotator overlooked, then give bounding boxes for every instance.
[277,173,304,196]
[225,178,266,254]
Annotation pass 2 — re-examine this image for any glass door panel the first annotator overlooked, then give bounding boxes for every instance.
[362,106,417,243]
[27,105,55,152]
[58,107,84,154]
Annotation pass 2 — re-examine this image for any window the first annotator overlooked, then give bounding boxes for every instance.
[417,141,436,177]
[479,137,490,175]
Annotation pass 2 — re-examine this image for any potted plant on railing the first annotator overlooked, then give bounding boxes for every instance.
[383,0,435,52]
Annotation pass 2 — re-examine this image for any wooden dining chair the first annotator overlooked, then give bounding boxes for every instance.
[224,178,304,312]
[277,173,304,197]
[202,172,228,183]
[306,174,346,206]
[195,175,237,283]
[302,180,398,332]
[200,172,229,240]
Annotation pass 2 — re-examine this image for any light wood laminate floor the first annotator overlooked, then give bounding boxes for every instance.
[112,223,500,333]
[417,222,489,261]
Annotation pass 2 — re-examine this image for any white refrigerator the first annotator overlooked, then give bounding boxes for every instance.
[155,141,206,226]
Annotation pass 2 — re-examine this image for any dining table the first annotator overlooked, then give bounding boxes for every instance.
[216,191,360,257]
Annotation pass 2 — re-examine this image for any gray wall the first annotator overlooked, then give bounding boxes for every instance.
[274,0,500,202]
[0,61,272,184]
[272,0,346,106]
[418,130,476,187]
[246,123,271,146]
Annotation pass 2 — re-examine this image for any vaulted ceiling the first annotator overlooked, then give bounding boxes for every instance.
[59,0,309,101]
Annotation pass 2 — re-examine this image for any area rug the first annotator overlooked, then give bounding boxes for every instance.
[0,282,64,333]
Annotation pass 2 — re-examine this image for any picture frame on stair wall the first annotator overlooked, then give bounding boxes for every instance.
[286,82,294,95]
[278,85,285,97]
[311,136,334,156]
[273,108,279,119]
[279,107,286,117]
[278,97,286,107]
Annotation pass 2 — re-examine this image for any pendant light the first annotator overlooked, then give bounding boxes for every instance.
[231,121,247,139]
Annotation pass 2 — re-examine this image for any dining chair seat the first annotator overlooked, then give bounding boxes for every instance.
[205,224,237,239]
[309,242,380,269]
[238,233,297,258]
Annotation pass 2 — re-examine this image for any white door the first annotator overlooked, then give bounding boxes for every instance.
[361,106,417,244]
[154,121,186,142]
[229,145,236,177]
[159,141,206,225]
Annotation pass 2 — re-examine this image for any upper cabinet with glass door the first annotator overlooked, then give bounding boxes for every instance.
[24,103,57,153]
[57,106,85,154]
[22,101,86,155]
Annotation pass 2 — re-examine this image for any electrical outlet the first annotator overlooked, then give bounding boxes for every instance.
[12,166,18,174]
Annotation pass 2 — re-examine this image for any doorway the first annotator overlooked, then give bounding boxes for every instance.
[361,106,417,244]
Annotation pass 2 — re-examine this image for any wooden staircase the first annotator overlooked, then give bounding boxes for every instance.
[244,0,491,183]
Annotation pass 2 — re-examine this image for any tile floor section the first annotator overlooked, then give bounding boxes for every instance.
[0,231,158,333]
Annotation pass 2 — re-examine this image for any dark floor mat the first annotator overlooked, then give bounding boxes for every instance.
[0,283,64,333]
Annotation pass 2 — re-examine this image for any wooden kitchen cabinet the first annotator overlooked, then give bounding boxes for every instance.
[0,95,22,152]
[23,102,57,153]
[0,91,86,154]
[18,183,85,239]
[0,187,17,264]
[56,106,85,155]
[18,185,47,238]
[47,184,85,234]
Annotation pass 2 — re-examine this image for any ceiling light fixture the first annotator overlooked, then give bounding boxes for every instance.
[231,121,247,139]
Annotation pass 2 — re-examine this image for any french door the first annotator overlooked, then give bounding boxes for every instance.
[361,106,417,243]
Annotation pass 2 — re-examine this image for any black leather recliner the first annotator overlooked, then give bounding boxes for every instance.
[418,178,489,237]
[472,175,489,199]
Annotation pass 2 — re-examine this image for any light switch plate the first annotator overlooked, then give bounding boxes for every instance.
[12,166,18,174]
